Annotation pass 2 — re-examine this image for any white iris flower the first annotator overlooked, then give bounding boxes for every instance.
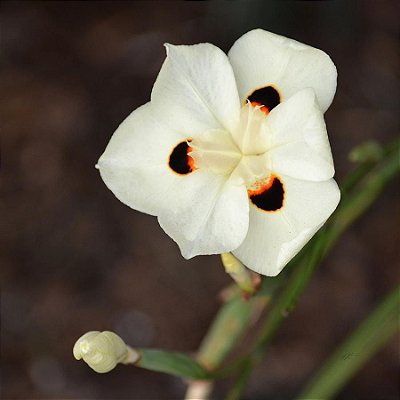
[97,29,340,276]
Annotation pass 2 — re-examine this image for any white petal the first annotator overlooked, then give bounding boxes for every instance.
[98,103,189,216]
[228,29,337,113]
[152,43,241,135]
[98,103,249,256]
[266,89,335,181]
[158,175,249,258]
[232,176,340,276]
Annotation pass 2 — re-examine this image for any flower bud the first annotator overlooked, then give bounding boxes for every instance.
[73,331,139,373]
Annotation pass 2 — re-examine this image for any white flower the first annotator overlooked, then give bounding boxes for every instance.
[97,29,340,276]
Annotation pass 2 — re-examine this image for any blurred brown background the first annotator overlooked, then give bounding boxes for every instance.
[1,1,399,399]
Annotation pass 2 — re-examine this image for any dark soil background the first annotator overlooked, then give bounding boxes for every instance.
[1,1,399,399]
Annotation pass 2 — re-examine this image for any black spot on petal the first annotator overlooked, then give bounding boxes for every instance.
[247,86,281,113]
[169,141,195,175]
[249,176,284,212]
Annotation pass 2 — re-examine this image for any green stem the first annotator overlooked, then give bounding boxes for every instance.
[298,285,400,399]
[193,274,283,374]
[225,141,399,399]
[184,292,270,399]
[196,295,269,370]
[225,358,254,400]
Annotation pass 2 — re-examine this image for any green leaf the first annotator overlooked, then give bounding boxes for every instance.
[136,349,210,380]
[298,285,400,399]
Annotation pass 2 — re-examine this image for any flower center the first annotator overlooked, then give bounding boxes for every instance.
[190,103,272,187]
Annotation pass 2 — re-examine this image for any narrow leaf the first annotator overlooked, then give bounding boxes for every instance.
[136,349,210,380]
[299,285,400,399]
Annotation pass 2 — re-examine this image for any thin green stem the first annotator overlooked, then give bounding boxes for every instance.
[225,358,254,400]
[299,285,400,399]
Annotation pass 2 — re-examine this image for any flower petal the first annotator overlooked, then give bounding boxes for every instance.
[98,103,249,256]
[232,176,340,276]
[158,175,249,258]
[152,43,241,135]
[98,103,191,216]
[266,89,335,182]
[228,29,337,113]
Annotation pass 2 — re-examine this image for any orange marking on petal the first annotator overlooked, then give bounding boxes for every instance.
[248,175,275,196]
[187,146,197,171]
[248,175,285,212]
[250,101,270,115]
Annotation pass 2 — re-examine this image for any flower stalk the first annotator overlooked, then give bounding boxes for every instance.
[221,253,261,295]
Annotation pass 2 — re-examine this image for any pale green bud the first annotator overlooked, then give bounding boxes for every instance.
[73,331,139,373]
